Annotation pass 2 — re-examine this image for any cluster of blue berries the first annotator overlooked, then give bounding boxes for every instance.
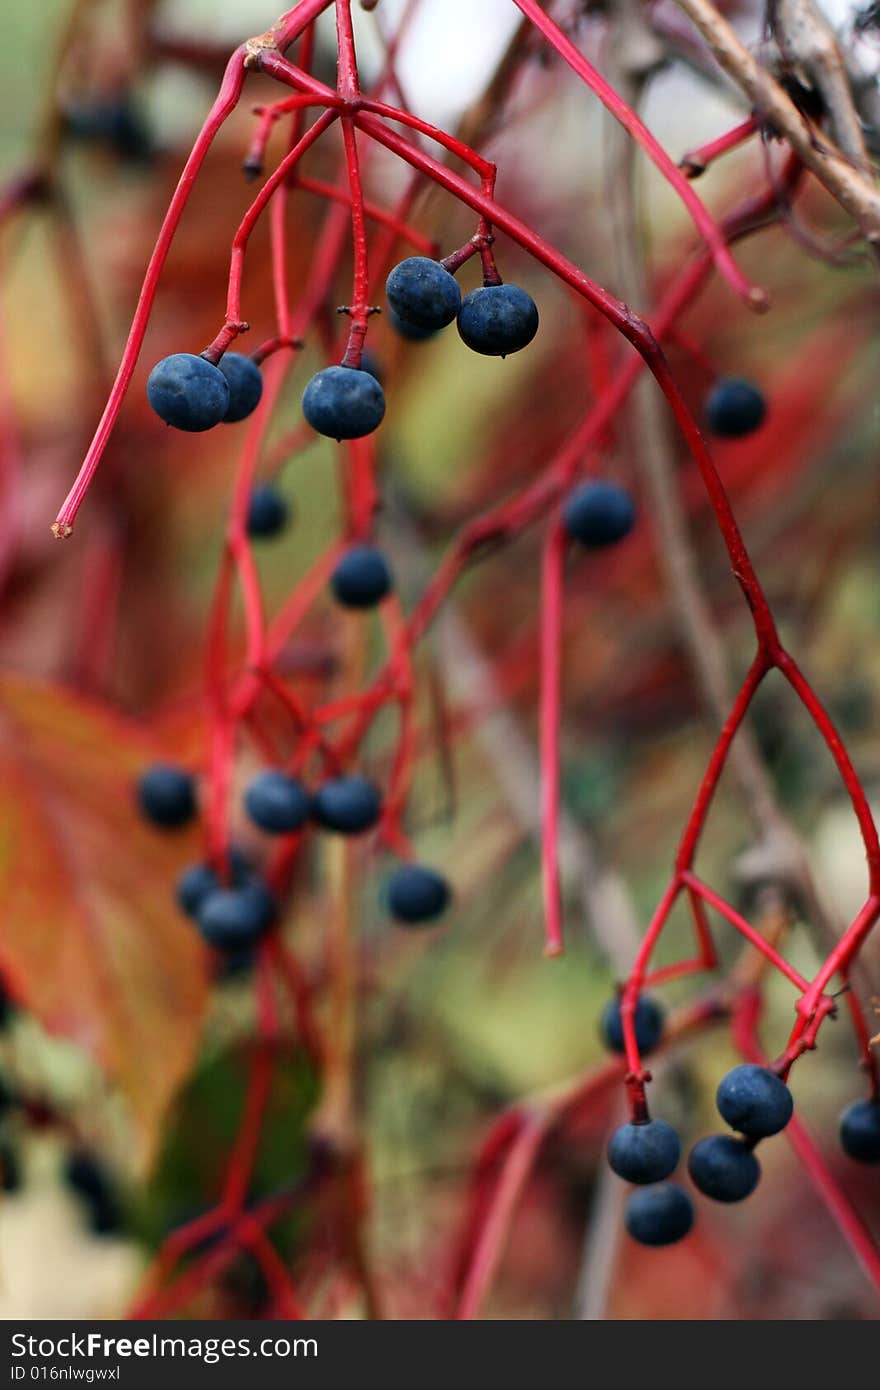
[147,352,264,432]
[137,759,451,956]
[600,991,880,1247]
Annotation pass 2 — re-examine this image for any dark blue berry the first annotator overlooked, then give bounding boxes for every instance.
[218,353,263,423]
[688,1134,760,1201]
[146,353,229,432]
[601,995,664,1056]
[312,775,382,835]
[456,284,539,357]
[302,366,385,440]
[386,257,461,332]
[64,98,153,163]
[331,545,393,609]
[625,1183,694,1246]
[247,484,290,539]
[839,1098,880,1163]
[705,377,766,438]
[137,764,196,830]
[716,1064,793,1138]
[387,864,450,924]
[197,880,276,950]
[388,308,437,342]
[608,1119,680,1185]
[563,481,636,548]
[176,849,252,919]
[244,770,311,834]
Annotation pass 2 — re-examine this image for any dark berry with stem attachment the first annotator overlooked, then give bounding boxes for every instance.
[563,481,636,548]
[457,284,539,356]
[716,1064,793,1138]
[387,864,451,924]
[312,775,382,835]
[331,545,393,609]
[244,770,311,834]
[388,308,437,342]
[601,994,664,1056]
[176,850,252,919]
[386,256,461,331]
[607,1119,680,1184]
[625,1183,694,1246]
[839,1098,880,1162]
[146,353,229,432]
[247,484,289,539]
[302,366,385,440]
[137,764,196,830]
[688,1134,761,1201]
[705,377,766,437]
[218,353,263,423]
[197,881,276,951]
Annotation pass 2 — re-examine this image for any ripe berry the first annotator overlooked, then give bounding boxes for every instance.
[563,481,636,548]
[146,353,229,432]
[137,764,196,830]
[688,1134,760,1202]
[247,484,289,539]
[839,1098,880,1163]
[176,849,252,919]
[312,775,382,835]
[600,994,664,1056]
[244,770,311,834]
[302,366,385,440]
[387,864,451,924]
[705,377,766,438]
[716,1064,793,1138]
[218,352,263,423]
[624,1183,694,1246]
[456,284,539,357]
[331,545,393,609]
[197,880,276,950]
[607,1119,680,1185]
[388,308,437,342]
[386,256,461,332]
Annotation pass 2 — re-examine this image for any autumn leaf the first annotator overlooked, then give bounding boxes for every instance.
[0,674,210,1164]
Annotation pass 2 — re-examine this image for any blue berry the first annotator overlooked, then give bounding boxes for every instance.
[716,1064,793,1138]
[247,484,289,539]
[312,775,381,834]
[197,880,276,950]
[387,864,450,924]
[608,1119,680,1185]
[302,366,385,440]
[244,770,311,834]
[688,1134,760,1202]
[457,284,539,357]
[386,257,461,331]
[388,308,437,342]
[601,995,664,1056]
[839,1098,880,1163]
[217,353,263,423]
[137,764,196,829]
[176,849,251,919]
[625,1183,694,1246]
[146,353,229,432]
[331,545,393,609]
[705,377,766,438]
[563,481,636,548]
